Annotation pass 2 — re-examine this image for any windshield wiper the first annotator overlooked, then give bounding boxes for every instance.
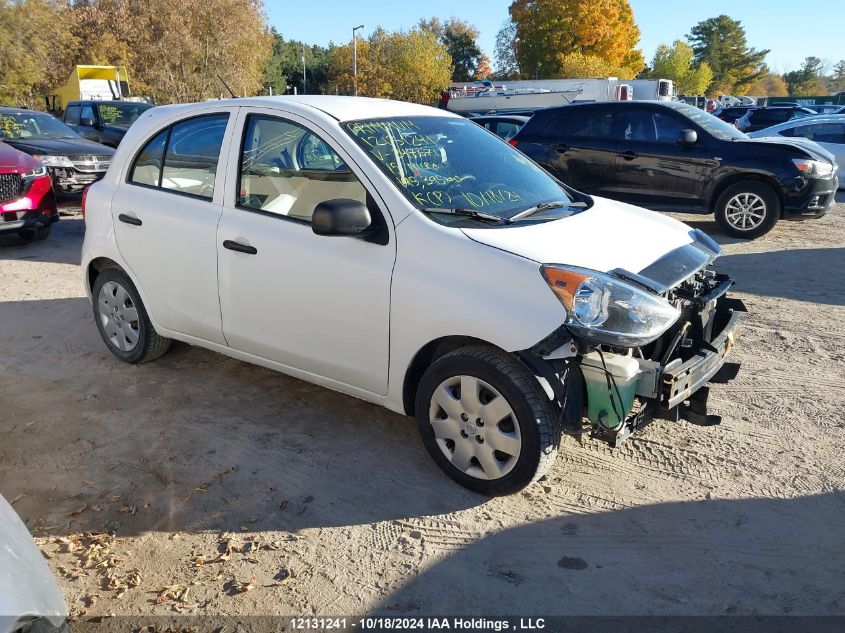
[506,200,587,223]
[420,207,505,224]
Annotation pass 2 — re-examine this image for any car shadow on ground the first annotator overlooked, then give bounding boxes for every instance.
[0,216,83,266]
[372,492,845,616]
[718,247,845,306]
[0,297,484,538]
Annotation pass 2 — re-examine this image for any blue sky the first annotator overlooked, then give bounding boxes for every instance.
[265,0,845,73]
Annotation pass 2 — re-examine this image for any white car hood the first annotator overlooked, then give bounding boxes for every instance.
[461,196,704,278]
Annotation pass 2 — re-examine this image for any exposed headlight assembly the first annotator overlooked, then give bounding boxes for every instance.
[33,155,73,168]
[792,158,834,177]
[21,165,48,179]
[541,265,680,347]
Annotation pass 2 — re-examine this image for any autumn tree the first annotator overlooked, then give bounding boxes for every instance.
[687,15,767,94]
[0,0,77,108]
[328,27,452,104]
[647,40,713,95]
[783,57,827,96]
[555,52,621,79]
[474,54,493,80]
[747,70,789,97]
[508,0,644,79]
[66,0,271,104]
[493,19,520,79]
[419,17,482,82]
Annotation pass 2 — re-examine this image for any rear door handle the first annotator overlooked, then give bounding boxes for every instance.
[620,150,638,161]
[118,213,142,226]
[223,240,257,255]
[551,143,569,153]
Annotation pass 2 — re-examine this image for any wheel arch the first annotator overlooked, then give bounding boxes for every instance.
[707,173,785,216]
[402,335,504,416]
[86,256,124,295]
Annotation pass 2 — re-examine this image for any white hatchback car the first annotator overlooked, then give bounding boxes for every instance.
[81,96,746,495]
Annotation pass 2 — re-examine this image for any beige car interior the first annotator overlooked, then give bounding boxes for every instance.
[239,117,366,221]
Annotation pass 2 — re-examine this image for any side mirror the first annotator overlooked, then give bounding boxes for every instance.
[678,129,697,145]
[312,198,372,237]
[80,117,96,127]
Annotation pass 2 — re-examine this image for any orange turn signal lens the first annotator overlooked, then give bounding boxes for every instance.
[540,265,591,310]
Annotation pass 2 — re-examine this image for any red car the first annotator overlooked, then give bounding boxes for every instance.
[0,141,58,241]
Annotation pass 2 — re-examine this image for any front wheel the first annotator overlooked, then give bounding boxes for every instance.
[714,182,780,239]
[414,346,560,496]
[17,225,52,241]
[92,268,171,363]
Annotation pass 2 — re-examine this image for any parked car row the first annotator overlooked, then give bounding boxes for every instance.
[471,101,838,239]
[0,100,153,243]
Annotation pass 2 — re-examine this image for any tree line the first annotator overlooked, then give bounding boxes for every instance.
[1,0,842,111]
[494,6,844,97]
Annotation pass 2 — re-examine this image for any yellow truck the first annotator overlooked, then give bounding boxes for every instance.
[46,65,133,112]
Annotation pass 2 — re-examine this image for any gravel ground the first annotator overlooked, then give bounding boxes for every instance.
[1,203,843,620]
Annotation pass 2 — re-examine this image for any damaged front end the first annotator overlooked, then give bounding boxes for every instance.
[522,229,747,448]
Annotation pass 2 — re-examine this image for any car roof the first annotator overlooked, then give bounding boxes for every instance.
[0,106,48,115]
[471,115,530,122]
[147,96,454,123]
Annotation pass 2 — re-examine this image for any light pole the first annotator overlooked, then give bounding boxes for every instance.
[352,24,364,96]
[302,46,307,94]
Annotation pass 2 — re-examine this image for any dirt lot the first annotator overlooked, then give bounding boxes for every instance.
[1,203,844,620]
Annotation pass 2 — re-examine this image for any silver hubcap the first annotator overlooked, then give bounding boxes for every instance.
[725,193,767,230]
[428,375,521,481]
[98,281,140,352]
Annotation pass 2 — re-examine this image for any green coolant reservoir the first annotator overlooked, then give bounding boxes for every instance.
[580,351,641,431]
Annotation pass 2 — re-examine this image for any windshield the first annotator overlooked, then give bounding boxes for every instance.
[669,102,747,141]
[0,111,79,140]
[344,116,572,222]
[96,102,153,125]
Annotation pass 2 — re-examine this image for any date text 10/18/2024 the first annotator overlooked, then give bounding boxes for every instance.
[289,617,547,631]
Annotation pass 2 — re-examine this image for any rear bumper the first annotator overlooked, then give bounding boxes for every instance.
[783,174,838,219]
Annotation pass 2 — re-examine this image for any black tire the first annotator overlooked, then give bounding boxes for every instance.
[17,225,52,242]
[414,345,560,496]
[91,267,171,364]
[714,181,780,239]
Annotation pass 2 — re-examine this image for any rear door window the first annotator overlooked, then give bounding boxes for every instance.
[544,108,613,139]
[160,114,229,199]
[790,123,845,144]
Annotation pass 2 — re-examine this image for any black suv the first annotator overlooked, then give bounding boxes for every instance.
[63,100,153,147]
[511,101,838,238]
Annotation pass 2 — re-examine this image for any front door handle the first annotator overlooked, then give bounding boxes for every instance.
[118,213,142,226]
[620,150,638,161]
[223,240,257,255]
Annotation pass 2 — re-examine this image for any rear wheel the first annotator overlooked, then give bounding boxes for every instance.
[414,346,560,495]
[714,182,780,239]
[92,268,171,364]
[17,225,52,242]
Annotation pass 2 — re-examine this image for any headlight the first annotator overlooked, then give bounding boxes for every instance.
[541,265,680,347]
[32,155,73,168]
[21,165,48,179]
[792,158,834,177]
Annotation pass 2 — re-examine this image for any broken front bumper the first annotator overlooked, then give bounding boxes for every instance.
[661,297,746,410]
[596,293,747,446]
